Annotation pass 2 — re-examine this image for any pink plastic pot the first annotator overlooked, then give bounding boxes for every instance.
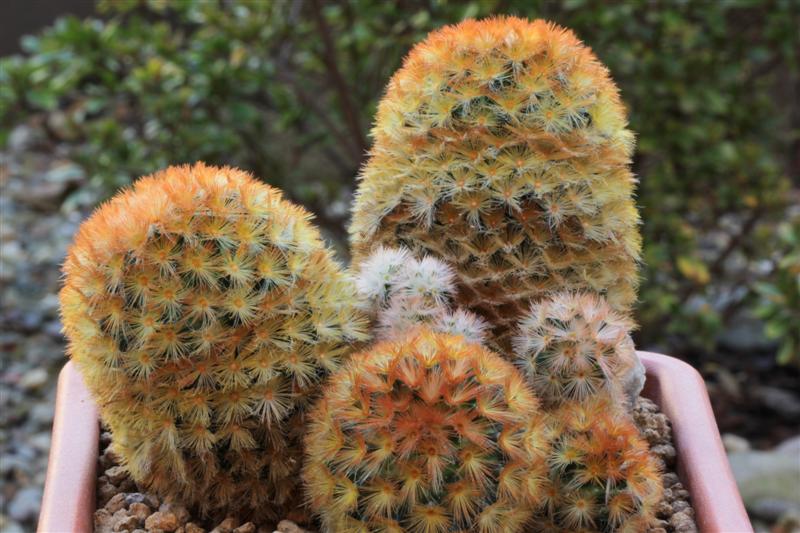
[38,360,99,533]
[638,351,753,533]
[38,353,752,533]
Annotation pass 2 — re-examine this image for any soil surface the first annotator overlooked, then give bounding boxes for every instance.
[93,397,696,533]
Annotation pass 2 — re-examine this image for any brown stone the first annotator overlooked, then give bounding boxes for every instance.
[210,517,239,533]
[145,511,180,532]
[159,502,191,523]
[97,479,117,506]
[671,510,700,533]
[94,509,114,533]
[129,502,150,524]
[275,520,308,533]
[185,523,206,533]
[104,493,127,513]
[105,465,128,485]
[234,523,256,533]
[112,511,139,532]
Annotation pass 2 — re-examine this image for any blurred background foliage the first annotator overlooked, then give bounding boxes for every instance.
[1,0,798,362]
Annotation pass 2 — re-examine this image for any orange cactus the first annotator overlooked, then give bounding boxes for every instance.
[303,329,551,532]
[541,397,663,532]
[60,163,367,520]
[350,17,641,352]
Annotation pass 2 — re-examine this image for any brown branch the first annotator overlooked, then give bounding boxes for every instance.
[272,70,360,158]
[708,207,762,277]
[267,0,361,165]
[309,0,368,158]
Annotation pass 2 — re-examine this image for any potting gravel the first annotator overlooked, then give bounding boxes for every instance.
[93,397,697,533]
[634,397,699,533]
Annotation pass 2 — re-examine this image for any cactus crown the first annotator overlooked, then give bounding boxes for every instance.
[350,16,641,351]
[513,292,639,407]
[60,163,366,519]
[303,329,551,532]
[541,397,662,532]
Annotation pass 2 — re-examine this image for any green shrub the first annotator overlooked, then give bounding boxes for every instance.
[2,0,798,357]
[755,215,800,366]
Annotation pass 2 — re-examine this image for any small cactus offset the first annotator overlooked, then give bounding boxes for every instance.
[356,246,488,344]
[541,397,662,532]
[303,329,551,532]
[513,292,644,407]
[60,163,366,520]
[350,17,641,351]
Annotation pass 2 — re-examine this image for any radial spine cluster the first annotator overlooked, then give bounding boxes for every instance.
[60,163,367,520]
[303,329,551,532]
[513,291,644,407]
[350,17,641,351]
[355,246,488,344]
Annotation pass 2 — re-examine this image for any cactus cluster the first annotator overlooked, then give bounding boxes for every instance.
[513,292,644,407]
[59,15,664,533]
[60,163,366,519]
[355,246,488,343]
[303,329,550,532]
[350,16,641,351]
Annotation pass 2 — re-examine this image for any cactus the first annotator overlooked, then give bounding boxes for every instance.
[513,292,644,407]
[350,17,641,351]
[302,329,551,532]
[59,163,367,520]
[541,397,662,532]
[355,247,489,344]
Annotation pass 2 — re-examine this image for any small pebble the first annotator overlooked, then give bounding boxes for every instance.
[97,480,118,506]
[8,487,42,522]
[105,493,127,513]
[722,433,752,453]
[124,493,147,506]
[112,510,139,532]
[129,502,150,523]
[106,465,128,485]
[145,511,180,532]
[670,510,698,533]
[94,508,114,533]
[275,520,307,533]
[160,502,191,523]
[211,517,239,532]
[19,368,48,391]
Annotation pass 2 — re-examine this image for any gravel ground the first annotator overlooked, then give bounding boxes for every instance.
[634,398,698,533]
[1,124,99,533]
[92,397,697,533]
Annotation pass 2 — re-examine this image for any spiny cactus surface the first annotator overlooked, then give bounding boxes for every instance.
[541,397,662,532]
[356,246,488,344]
[303,329,551,532]
[60,163,366,520]
[513,291,643,407]
[350,17,641,351]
